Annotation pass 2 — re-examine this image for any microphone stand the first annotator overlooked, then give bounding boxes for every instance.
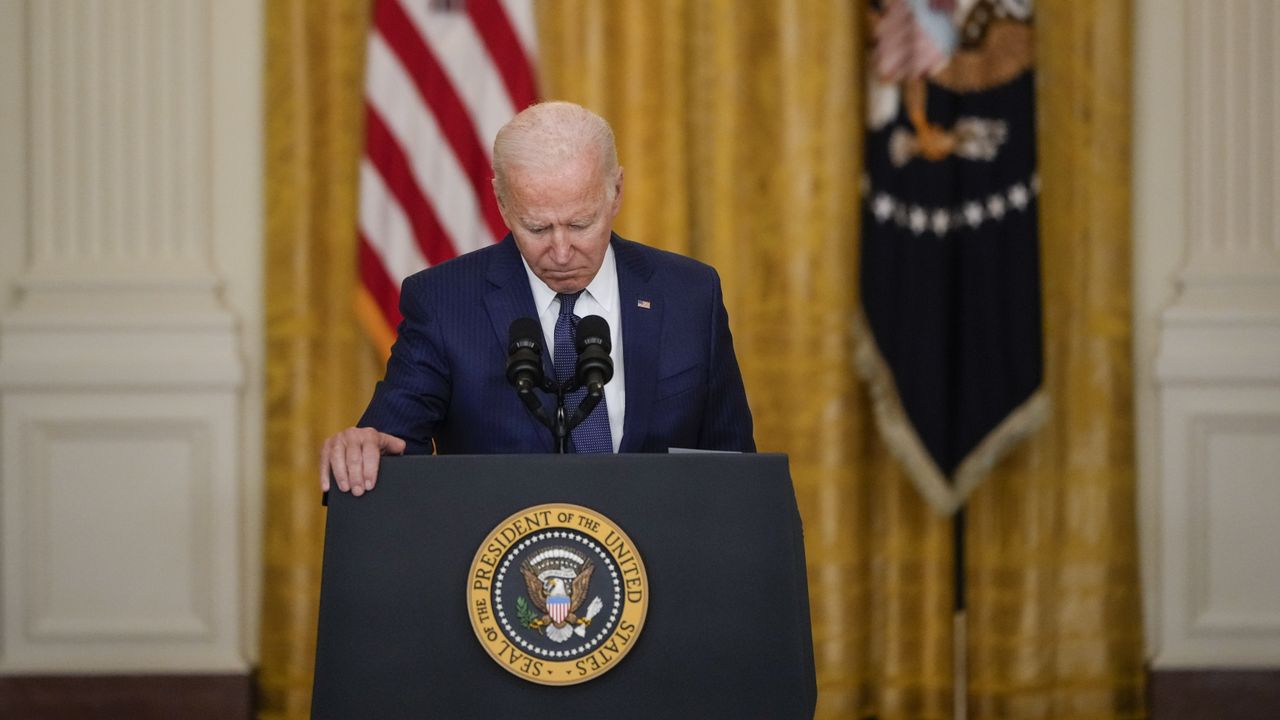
[517,375,603,454]
[553,379,569,454]
[508,314,611,454]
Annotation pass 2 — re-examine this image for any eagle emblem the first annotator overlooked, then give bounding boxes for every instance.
[468,504,649,685]
[516,546,604,643]
[867,0,1035,166]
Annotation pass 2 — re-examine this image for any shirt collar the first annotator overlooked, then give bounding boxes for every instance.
[521,242,617,315]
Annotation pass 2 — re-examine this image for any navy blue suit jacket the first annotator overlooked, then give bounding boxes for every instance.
[359,234,755,454]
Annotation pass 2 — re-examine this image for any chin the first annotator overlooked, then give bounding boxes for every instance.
[545,277,587,294]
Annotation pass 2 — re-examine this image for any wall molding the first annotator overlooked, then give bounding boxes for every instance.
[1138,0,1280,669]
[1187,414,1280,633]
[23,418,215,643]
[0,0,261,675]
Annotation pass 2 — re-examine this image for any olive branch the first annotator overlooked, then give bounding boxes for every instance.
[516,595,540,630]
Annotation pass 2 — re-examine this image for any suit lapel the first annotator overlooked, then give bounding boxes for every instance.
[483,236,554,452]
[614,236,660,452]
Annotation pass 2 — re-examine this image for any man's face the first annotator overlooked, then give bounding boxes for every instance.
[497,151,623,294]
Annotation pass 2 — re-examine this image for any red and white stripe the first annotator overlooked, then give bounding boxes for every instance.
[548,595,570,624]
[357,0,537,355]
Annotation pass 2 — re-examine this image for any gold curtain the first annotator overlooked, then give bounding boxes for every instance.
[261,1,1143,718]
[260,1,378,717]
[538,1,1143,718]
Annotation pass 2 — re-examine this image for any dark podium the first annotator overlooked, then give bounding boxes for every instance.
[313,453,816,719]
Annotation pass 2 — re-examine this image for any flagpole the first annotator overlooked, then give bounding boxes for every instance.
[953,505,967,720]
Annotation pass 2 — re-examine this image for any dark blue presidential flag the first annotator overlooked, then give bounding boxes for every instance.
[857,0,1047,514]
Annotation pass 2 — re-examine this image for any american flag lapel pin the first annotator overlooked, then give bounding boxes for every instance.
[636,299,652,309]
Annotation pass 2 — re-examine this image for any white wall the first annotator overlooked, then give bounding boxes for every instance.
[1135,0,1280,667]
[0,0,262,673]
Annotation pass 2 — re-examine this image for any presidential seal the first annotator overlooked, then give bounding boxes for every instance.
[467,504,648,685]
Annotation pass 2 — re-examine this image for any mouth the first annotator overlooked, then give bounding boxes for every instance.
[541,272,587,292]
[542,269,582,279]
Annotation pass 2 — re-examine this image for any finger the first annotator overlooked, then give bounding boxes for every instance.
[381,433,407,455]
[345,440,364,496]
[331,441,351,492]
[319,442,331,492]
[361,441,380,492]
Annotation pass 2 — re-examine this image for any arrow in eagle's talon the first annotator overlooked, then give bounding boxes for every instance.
[575,597,604,637]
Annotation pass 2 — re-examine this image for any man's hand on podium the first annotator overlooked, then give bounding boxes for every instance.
[320,427,406,497]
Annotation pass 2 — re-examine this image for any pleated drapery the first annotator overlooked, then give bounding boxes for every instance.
[260,2,379,717]
[261,2,1143,718]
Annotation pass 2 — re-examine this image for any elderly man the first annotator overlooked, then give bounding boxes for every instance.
[322,102,754,495]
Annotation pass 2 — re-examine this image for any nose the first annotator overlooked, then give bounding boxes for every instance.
[548,230,573,264]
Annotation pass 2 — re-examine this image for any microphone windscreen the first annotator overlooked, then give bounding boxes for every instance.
[508,317,542,352]
[575,315,611,353]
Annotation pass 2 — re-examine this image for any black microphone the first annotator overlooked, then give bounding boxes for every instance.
[574,315,614,395]
[506,317,544,391]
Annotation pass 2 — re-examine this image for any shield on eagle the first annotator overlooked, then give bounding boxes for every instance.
[548,595,570,624]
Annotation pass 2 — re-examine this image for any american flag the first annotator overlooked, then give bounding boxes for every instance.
[356,0,537,355]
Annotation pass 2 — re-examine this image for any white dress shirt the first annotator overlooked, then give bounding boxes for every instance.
[520,244,626,452]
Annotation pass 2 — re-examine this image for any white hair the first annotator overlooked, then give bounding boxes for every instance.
[492,101,620,205]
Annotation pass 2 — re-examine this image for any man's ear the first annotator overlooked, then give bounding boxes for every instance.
[610,166,625,217]
[493,177,512,227]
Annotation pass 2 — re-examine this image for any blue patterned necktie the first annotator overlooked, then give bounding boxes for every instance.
[553,292,613,453]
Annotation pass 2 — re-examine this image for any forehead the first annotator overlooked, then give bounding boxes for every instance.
[505,158,608,217]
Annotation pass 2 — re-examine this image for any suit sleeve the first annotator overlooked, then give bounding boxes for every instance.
[698,270,756,452]
[357,274,450,454]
